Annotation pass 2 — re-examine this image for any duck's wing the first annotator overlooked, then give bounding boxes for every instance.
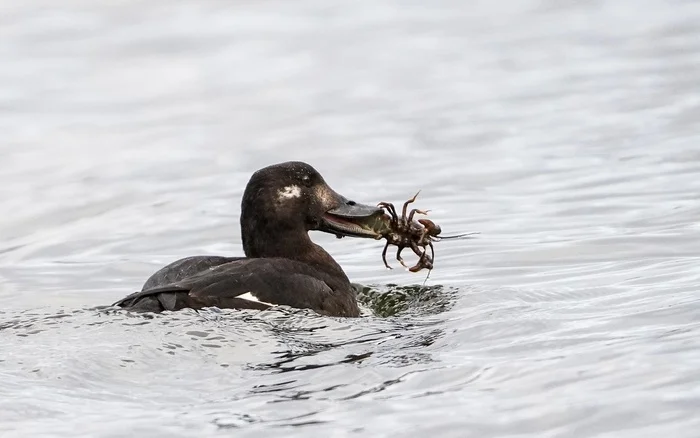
[113,258,358,316]
[140,255,244,290]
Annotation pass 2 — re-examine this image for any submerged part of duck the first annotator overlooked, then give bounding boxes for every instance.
[113,161,389,317]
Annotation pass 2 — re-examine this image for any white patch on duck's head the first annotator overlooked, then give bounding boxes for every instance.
[277,185,302,201]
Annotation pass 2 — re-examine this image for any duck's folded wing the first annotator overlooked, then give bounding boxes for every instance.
[113,258,339,313]
[140,255,243,291]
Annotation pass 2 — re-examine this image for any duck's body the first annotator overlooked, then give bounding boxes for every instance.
[114,161,386,317]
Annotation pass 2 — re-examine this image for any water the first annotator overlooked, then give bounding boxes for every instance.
[2,0,700,436]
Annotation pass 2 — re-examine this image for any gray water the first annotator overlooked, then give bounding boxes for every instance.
[2,0,700,436]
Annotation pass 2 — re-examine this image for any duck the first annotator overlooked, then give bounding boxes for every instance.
[113,161,388,317]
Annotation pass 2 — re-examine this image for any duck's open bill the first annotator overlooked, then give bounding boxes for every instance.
[320,195,387,239]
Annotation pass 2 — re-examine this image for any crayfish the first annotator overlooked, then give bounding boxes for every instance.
[376,191,442,273]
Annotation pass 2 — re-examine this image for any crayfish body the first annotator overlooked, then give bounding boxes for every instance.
[375,191,441,273]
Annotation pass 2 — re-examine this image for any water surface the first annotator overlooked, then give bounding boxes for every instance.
[2,0,700,436]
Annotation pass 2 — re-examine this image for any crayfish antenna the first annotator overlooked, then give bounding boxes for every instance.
[437,232,480,240]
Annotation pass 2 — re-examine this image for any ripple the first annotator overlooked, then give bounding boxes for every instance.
[3,0,700,436]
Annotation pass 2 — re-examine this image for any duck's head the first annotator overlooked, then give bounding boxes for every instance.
[240,161,385,256]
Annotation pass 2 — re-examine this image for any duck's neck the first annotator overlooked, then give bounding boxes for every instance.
[241,224,350,284]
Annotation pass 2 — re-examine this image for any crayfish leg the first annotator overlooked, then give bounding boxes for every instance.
[427,241,435,263]
[381,241,393,269]
[396,246,408,268]
[410,241,424,258]
[377,202,399,226]
[408,242,426,272]
[401,190,421,220]
[407,208,429,223]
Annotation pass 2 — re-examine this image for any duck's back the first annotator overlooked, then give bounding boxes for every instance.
[115,256,360,317]
[141,255,243,290]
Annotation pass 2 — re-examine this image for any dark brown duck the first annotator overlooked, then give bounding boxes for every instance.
[113,161,388,317]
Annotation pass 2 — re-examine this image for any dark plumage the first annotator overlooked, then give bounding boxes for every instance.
[113,161,385,317]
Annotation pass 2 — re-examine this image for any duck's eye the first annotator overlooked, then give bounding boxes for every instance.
[301,175,312,187]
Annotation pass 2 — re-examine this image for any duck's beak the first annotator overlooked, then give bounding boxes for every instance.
[320,194,387,239]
